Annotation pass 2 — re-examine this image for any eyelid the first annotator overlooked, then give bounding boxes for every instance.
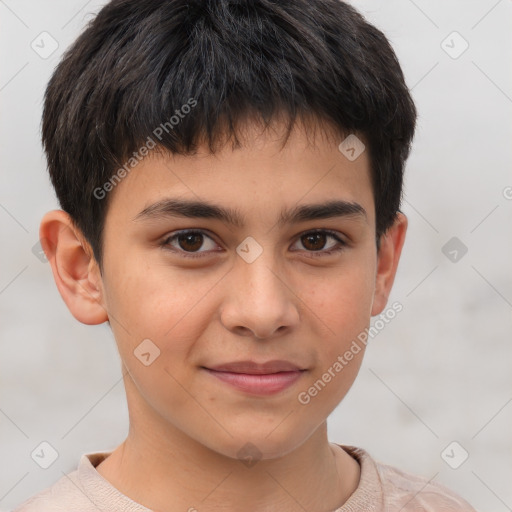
[290,228,347,255]
[161,229,219,259]
[161,228,348,258]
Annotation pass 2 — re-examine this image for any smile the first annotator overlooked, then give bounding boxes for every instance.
[202,368,306,395]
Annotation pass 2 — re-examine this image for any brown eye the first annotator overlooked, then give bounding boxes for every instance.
[162,230,219,258]
[292,230,346,256]
[301,232,328,251]
[177,232,204,252]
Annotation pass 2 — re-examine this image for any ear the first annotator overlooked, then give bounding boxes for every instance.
[371,212,408,316]
[39,210,108,325]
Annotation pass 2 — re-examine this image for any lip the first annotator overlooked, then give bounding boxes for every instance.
[202,360,306,396]
[207,360,304,374]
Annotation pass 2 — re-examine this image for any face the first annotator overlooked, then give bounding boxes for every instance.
[93,120,382,460]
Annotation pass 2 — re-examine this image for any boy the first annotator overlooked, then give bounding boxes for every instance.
[15,0,477,510]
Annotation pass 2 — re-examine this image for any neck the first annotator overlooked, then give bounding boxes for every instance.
[96,380,360,511]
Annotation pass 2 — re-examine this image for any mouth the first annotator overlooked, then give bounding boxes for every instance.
[201,360,307,396]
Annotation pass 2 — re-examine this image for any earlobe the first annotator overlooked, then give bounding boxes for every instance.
[371,212,408,316]
[39,210,109,325]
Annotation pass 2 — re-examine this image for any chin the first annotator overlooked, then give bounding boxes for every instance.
[197,422,316,463]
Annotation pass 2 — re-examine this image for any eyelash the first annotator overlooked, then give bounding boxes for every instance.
[160,229,347,259]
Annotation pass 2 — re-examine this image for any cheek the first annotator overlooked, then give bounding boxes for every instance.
[104,267,206,416]
[296,253,375,406]
[105,250,217,339]
[306,255,376,340]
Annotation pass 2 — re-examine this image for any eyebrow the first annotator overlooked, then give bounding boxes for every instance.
[133,198,367,228]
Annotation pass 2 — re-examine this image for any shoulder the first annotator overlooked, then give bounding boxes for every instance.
[340,445,477,512]
[374,455,477,511]
[12,469,95,512]
[12,451,115,512]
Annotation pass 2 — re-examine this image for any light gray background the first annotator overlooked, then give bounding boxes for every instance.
[1,1,511,511]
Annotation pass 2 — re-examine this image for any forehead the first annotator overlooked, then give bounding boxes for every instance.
[105,119,374,229]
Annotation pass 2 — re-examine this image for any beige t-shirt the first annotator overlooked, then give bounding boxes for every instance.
[13,445,476,511]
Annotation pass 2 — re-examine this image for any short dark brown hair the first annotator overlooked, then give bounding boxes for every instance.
[42,0,417,271]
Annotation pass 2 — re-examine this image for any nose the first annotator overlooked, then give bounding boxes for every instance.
[219,246,300,339]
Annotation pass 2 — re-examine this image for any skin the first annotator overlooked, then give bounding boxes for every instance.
[40,119,407,512]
